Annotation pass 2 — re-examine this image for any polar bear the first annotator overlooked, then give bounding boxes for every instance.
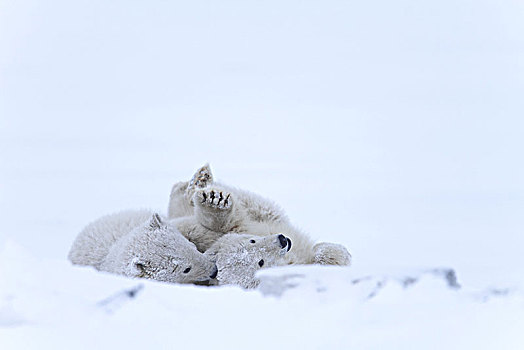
[68,210,218,284]
[204,233,292,289]
[168,164,351,266]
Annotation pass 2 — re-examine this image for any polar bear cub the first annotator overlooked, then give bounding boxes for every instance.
[68,210,218,284]
[205,233,292,289]
[168,164,351,266]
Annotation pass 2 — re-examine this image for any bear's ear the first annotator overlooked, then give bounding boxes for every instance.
[135,261,147,272]
[149,213,164,230]
[130,257,150,277]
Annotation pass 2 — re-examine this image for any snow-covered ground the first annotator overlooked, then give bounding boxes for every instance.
[1,1,523,349]
[1,240,523,349]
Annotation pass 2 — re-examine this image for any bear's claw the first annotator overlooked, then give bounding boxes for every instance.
[197,189,232,210]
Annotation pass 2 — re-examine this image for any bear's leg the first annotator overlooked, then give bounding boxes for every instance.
[312,242,352,266]
[172,216,224,253]
[168,181,192,218]
[194,187,236,233]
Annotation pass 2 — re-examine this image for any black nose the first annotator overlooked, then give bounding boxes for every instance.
[278,234,287,248]
[286,237,292,251]
[210,265,218,279]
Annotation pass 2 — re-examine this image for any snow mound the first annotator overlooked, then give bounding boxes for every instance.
[1,241,523,349]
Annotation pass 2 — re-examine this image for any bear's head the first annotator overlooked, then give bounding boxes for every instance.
[204,233,291,289]
[122,214,218,284]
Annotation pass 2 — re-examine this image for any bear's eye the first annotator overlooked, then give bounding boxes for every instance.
[183,267,191,274]
[250,240,256,244]
[258,259,264,267]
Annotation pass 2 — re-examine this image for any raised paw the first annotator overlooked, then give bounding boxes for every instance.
[188,164,213,190]
[196,189,232,210]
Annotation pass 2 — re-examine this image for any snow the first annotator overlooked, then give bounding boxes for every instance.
[1,0,523,348]
[1,241,523,349]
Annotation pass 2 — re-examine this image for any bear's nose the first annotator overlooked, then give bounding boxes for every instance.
[278,234,288,249]
[210,265,218,279]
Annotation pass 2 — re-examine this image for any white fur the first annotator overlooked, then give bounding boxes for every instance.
[205,233,290,289]
[168,164,352,266]
[68,210,218,284]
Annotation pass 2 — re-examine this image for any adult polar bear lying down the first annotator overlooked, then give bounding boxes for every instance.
[168,164,351,266]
